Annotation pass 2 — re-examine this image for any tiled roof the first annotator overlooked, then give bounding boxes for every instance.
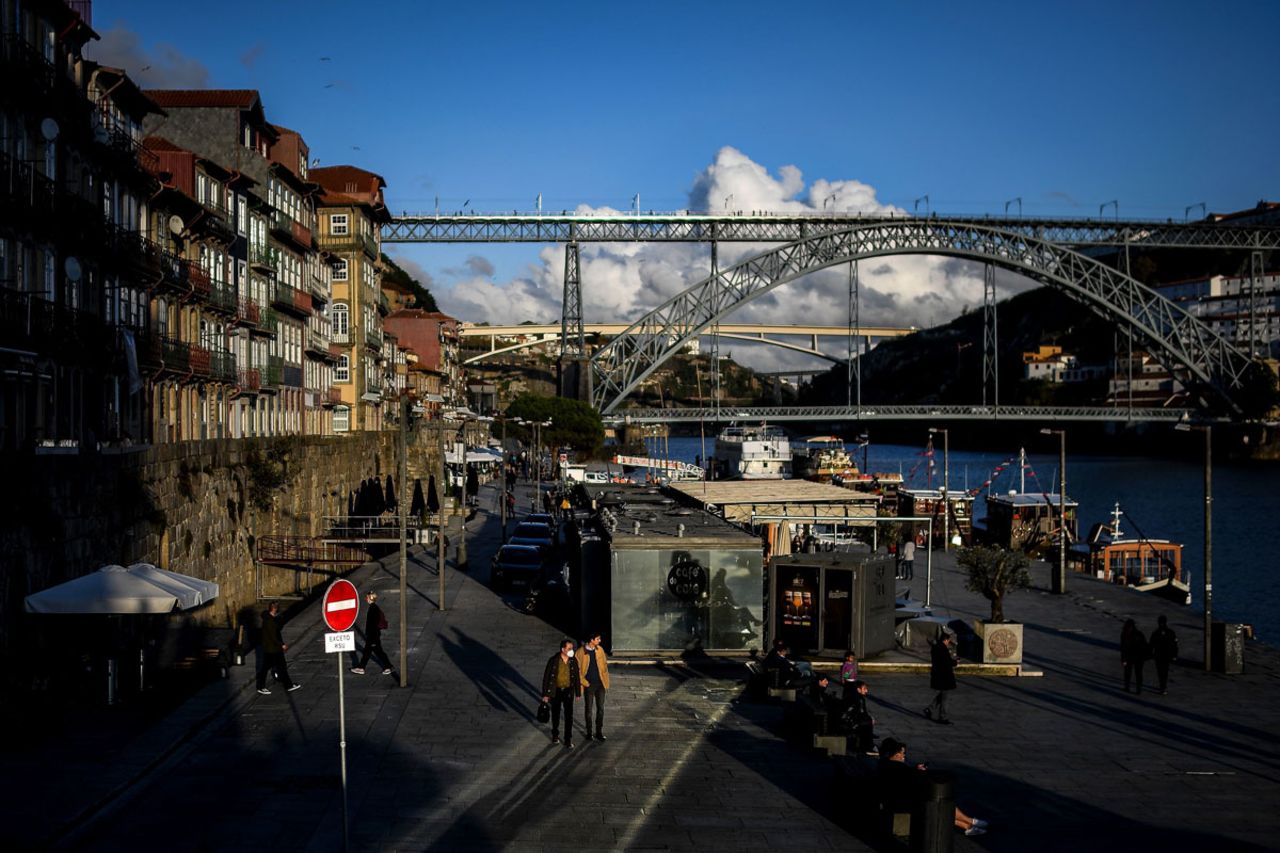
[145,89,260,109]
[311,165,387,192]
[387,309,457,322]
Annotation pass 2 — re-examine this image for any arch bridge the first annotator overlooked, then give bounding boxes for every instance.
[588,221,1260,418]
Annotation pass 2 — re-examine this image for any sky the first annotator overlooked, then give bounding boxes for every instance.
[87,0,1280,369]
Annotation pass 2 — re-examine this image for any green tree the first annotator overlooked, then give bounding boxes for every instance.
[380,254,439,311]
[505,393,604,456]
[958,545,1031,623]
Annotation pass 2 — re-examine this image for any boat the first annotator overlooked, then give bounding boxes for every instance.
[791,436,859,483]
[1066,503,1190,605]
[713,424,792,480]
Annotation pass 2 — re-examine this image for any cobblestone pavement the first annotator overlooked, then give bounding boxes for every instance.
[37,480,1280,852]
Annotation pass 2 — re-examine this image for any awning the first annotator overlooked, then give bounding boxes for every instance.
[24,564,220,615]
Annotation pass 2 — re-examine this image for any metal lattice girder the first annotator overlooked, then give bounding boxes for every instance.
[589,222,1257,415]
[383,213,1280,249]
[604,405,1220,425]
[982,263,998,406]
[560,242,584,358]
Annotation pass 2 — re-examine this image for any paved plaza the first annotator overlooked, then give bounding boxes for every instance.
[8,480,1279,852]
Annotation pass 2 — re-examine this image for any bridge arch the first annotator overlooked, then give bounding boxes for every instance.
[589,221,1256,414]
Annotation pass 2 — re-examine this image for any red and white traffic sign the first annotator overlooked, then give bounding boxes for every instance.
[323,579,360,632]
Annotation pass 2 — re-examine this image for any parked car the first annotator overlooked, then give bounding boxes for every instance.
[491,544,543,590]
[526,513,557,528]
[509,522,555,553]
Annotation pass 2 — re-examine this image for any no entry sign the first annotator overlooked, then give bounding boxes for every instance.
[323,579,359,632]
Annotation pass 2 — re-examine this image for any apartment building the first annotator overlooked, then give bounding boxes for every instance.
[382,309,464,412]
[0,1,163,451]
[311,165,390,433]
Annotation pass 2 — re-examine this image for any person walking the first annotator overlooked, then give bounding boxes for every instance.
[900,538,916,580]
[1120,618,1150,694]
[1148,615,1179,695]
[541,638,581,748]
[578,631,610,741]
[256,602,301,695]
[923,633,956,724]
[350,591,394,676]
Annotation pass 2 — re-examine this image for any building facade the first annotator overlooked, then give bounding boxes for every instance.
[312,166,390,433]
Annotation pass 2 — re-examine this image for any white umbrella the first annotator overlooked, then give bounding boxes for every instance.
[24,564,220,615]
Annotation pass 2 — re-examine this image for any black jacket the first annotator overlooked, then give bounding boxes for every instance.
[930,640,956,691]
[541,653,581,698]
[879,759,927,813]
[1149,626,1178,661]
[365,603,386,641]
[261,611,284,654]
[1121,627,1149,664]
[848,691,873,727]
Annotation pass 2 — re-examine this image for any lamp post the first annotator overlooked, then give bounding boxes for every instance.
[533,419,551,511]
[499,414,522,541]
[435,414,447,612]
[1177,421,1212,671]
[928,427,949,551]
[1041,427,1068,595]
[398,394,410,686]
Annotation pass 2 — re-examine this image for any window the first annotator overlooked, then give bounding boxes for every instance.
[335,355,349,383]
[333,405,350,433]
[330,214,349,236]
[332,302,349,340]
[237,195,247,234]
[333,258,348,282]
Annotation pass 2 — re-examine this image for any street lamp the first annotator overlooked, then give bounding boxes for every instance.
[396,394,417,687]
[928,427,949,551]
[1176,420,1212,671]
[533,419,552,511]
[1040,427,1068,595]
[497,414,523,541]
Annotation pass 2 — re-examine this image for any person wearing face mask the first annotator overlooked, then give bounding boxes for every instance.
[541,638,582,748]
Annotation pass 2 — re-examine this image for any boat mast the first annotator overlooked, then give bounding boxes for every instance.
[1019,447,1026,494]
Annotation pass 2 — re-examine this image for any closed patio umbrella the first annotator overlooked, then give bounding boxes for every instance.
[411,478,426,519]
[427,474,440,513]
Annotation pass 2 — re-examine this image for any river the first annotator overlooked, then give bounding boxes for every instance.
[633,434,1279,644]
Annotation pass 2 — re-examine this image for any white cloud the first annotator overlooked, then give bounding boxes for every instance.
[85,25,211,88]
[432,147,1030,369]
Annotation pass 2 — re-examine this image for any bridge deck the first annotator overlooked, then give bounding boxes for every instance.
[605,405,1222,424]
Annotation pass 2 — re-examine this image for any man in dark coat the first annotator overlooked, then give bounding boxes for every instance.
[923,633,957,724]
[351,591,394,676]
[1121,618,1148,693]
[1149,615,1179,695]
[541,638,582,747]
[845,680,877,753]
[256,602,301,695]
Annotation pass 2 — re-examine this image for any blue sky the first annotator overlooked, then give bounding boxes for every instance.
[90,0,1280,333]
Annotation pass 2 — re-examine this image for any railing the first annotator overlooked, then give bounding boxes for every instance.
[1,35,56,94]
[270,279,294,309]
[250,244,279,271]
[265,355,284,387]
[238,367,262,392]
[98,121,159,175]
[237,298,261,326]
[359,231,379,260]
[260,307,279,335]
[160,249,187,289]
[306,326,331,354]
[0,149,56,218]
[365,327,383,349]
[160,335,190,372]
[187,262,212,300]
[332,329,350,344]
[189,343,211,376]
[293,287,313,315]
[325,387,343,405]
[209,348,237,383]
[308,273,329,300]
[377,292,390,315]
[208,281,237,314]
[255,535,369,567]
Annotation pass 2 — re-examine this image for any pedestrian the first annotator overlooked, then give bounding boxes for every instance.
[923,633,956,724]
[879,738,988,836]
[350,591,394,677]
[1148,615,1179,695]
[505,489,516,518]
[845,680,876,754]
[839,650,859,690]
[541,638,581,748]
[1121,618,1149,694]
[256,601,302,695]
[578,631,610,741]
[900,538,916,580]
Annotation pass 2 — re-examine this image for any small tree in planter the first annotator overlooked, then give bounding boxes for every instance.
[959,545,1031,623]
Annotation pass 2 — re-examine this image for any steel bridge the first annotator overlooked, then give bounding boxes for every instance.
[588,221,1260,416]
[384,211,1275,421]
[383,211,1280,249]
[603,405,1222,425]
[459,322,914,365]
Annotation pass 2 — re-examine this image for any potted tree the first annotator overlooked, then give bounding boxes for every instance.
[958,545,1031,663]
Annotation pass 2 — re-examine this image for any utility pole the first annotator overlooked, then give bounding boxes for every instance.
[436,416,446,612]
[499,415,508,541]
[1176,420,1212,670]
[1042,428,1067,595]
[398,395,409,686]
[929,427,950,551]
[457,422,468,571]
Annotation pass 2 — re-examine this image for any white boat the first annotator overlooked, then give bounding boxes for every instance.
[791,436,859,483]
[714,424,792,480]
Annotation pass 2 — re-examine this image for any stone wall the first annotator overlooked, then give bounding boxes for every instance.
[0,428,455,673]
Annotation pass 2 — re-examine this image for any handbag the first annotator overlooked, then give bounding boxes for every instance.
[378,613,389,631]
[536,701,550,724]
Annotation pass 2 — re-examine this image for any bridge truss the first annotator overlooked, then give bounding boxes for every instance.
[589,221,1259,416]
[604,405,1221,425]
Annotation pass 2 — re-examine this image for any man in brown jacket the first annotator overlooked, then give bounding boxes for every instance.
[578,631,611,741]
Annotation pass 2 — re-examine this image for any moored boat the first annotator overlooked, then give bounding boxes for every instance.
[791,436,859,483]
[713,424,792,480]
[1067,503,1190,605]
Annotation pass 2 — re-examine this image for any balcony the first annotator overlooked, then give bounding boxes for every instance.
[0,150,57,228]
[94,118,159,181]
[0,287,112,360]
[249,244,279,273]
[263,355,284,389]
[159,335,190,373]
[270,209,314,251]
[158,249,188,292]
[237,367,261,394]
[308,273,329,301]
[305,326,331,356]
[332,329,350,344]
[210,348,237,383]
[237,298,261,327]
[271,280,312,318]
[189,343,211,377]
[187,262,212,301]
[364,328,383,350]
[283,364,303,388]
[377,292,390,316]
[359,231,379,260]
[208,281,238,314]
[324,387,342,407]
[259,307,279,336]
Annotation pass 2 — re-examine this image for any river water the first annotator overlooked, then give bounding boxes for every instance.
[635,434,1278,643]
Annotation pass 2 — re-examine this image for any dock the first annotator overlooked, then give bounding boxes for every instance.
[667,478,881,525]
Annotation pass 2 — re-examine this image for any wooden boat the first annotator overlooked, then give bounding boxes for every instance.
[1066,503,1190,605]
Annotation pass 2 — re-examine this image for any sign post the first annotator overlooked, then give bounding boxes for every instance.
[323,579,359,853]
